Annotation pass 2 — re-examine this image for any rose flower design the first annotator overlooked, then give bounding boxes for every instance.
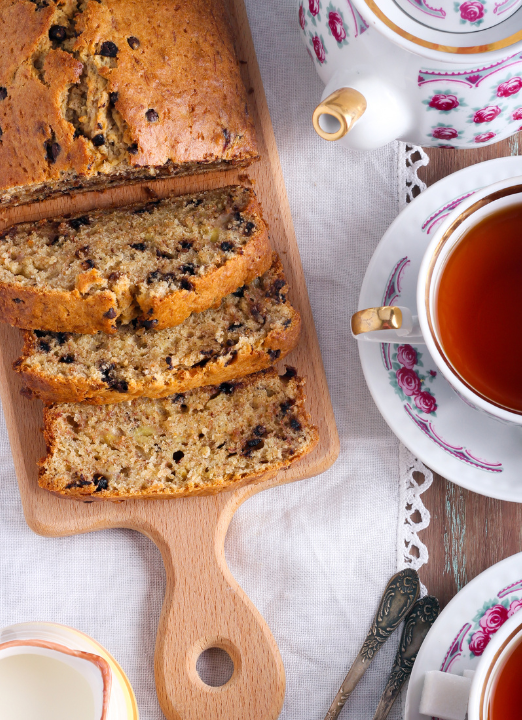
[469,628,491,656]
[459,0,485,21]
[508,599,522,617]
[497,77,522,97]
[328,11,346,41]
[397,344,418,369]
[299,3,306,29]
[396,367,422,397]
[414,391,437,414]
[473,106,501,123]
[475,131,496,143]
[429,94,459,111]
[479,604,508,633]
[312,35,326,63]
[309,0,320,16]
[432,126,458,140]
[513,107,522,120]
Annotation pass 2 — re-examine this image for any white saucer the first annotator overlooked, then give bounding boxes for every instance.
[405,552,522,720]
[358,156,522,502]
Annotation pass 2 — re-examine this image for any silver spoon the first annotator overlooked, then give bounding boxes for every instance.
[324,568,421,720]
[372,595,440,720]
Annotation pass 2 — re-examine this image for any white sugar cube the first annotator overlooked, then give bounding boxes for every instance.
[419,670,472,720]
[463,669,476,680]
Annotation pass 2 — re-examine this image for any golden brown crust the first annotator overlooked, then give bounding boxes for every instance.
[0,0,258,206]
[15,311,301,404]
[37,369,319,500]
[0,284,120,334]
[0,186,271,333]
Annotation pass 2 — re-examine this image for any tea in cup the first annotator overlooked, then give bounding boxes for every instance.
[468,610,522,719]
[352,176,522,425]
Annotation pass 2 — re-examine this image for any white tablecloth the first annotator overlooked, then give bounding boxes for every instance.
[0,1,432,718]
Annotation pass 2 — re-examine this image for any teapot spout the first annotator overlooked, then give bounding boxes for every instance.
[313,88,367,141]
[312,72,414,150]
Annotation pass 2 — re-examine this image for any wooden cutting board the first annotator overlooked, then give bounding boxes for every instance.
[0,2,339,718]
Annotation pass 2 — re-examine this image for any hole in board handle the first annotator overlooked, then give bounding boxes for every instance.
[196,647,234,687]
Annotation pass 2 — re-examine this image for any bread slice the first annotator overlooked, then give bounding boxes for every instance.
[38,368,319,500]
[0,186,271,334]
[15,255,301,404]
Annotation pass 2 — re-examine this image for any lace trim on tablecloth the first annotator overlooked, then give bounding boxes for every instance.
[396,142,432,594]
[398,444,433,595]
[398,143,430,210]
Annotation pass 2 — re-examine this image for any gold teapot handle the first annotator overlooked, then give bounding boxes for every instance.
[312,87,367,141]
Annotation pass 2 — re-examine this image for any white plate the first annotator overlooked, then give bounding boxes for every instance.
[358,156,522,501]
[405,552,522,720]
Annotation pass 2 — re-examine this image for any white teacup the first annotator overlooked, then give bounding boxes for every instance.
[352,175,522,426]
[468,610,522,719]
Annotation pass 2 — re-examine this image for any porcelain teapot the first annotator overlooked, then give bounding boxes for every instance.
[298,0,522,148]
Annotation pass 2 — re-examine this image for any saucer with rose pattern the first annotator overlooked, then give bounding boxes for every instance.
[404,552,522,720]
[357,156,522,501]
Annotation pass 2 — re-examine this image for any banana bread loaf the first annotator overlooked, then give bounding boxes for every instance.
[15,255,301,404]
[0,0,258,206]
[38,367,319,500]
[0,186,271,333]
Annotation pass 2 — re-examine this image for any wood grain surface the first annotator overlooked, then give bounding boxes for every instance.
[417,136,522,609]
[0,2,340,719]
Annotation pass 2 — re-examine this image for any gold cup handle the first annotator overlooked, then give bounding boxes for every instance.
[351,306,424,342]
[313,87,367,141]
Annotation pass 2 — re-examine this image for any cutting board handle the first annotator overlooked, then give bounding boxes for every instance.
[135,492,285,720]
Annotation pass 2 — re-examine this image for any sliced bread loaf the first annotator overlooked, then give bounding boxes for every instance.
[38,368,319,500]
[15,255,301,404]
[0,186,271,334]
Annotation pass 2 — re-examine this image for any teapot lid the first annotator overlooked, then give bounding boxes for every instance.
[352,0,522,57]
[393,0,522,34]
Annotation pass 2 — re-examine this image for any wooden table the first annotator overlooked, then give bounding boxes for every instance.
[417,136,522,608]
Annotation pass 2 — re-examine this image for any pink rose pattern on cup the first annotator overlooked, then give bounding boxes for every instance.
[475,130,496,142]
[419,70,522,146]
[429,94,460,111]
[327,7,348,44]
[432,126,459,140]
[440,581,522,673]
[497,76,522,97]
[469,628,491,656]
[396,367,422,396]
[480,604,508,633]
[299,3,306,29]
[508,599,522,616]
[397,344,417,368]
[457,0,486,24]
[311,34,326,63]
[468,600,522,656]
[414,391,438,414]
[473,105,501,123]
[309,0,320,15]
[389,344,437,416]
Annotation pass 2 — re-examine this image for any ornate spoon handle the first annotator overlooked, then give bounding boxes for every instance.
[323,568,421,720]
[372,595,440,720]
